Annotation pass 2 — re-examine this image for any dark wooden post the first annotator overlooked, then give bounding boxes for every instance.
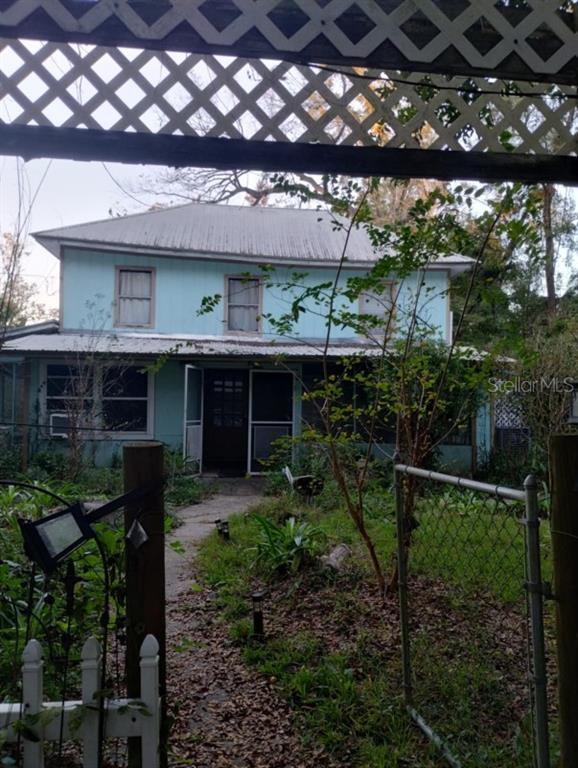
[123,442,166,768]
[550,434,578,768]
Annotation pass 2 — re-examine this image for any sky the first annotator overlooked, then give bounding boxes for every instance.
[0,156,163,312]
[0,154,576,319]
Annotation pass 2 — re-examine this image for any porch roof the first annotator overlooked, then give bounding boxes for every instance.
[2,331,381,360]
[3,330,489,362]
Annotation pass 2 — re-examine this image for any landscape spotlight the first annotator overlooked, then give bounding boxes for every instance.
[252,589,267,642]
[19,503,92,573]
[19,484,160,574]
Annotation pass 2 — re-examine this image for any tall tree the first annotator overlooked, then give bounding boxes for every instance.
[1,233,52,332]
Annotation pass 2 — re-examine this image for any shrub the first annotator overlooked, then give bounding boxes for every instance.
[28,448,69,481]
[166,475,205,507]
[252,514,325,576]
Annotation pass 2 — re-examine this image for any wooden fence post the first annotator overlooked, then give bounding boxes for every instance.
[123,442,166,768]
[81,637,101,768]
[21,639,44,768]
[550,434,578,767]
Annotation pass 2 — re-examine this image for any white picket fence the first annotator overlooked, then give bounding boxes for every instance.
[1,634,160,768]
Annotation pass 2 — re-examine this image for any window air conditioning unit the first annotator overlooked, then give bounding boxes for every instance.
[49,413,70,438]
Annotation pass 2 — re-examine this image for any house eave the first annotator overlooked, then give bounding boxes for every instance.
[35,236,474,275]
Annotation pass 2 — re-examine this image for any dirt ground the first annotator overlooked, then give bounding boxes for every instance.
[165,480,336,768]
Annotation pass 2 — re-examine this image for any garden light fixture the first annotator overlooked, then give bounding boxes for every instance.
[19,502,93,573]
[215,519,230,540]
[252,589,267,642]
[19,483,161,573]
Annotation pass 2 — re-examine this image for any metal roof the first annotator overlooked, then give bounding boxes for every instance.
[34,203,474,274]
[3,331,381,360]
[4,330,489,362]
[3,320,59,340]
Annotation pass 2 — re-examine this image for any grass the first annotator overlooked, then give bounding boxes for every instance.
[195,511,261,620]
[243,632,437,767]
[195,485,555,768]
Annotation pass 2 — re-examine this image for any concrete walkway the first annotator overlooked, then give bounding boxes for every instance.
[165,478,264,600]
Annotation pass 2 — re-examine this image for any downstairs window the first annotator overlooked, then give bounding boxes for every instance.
[45,363,151,437]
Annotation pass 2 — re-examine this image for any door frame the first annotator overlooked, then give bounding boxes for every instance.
[247,368,296,475]
[182,364,204,474]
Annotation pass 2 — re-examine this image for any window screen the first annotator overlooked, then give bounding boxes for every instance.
[46,364,94,421]
[101,366,148,432]
[227,277,260,333]
[117,269,153,326]
[252,372,293,422]
[45,364,149,434]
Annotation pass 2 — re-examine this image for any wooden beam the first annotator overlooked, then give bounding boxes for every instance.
[1,124,577,185]
[0,0,576,85]
[549,435,578,768]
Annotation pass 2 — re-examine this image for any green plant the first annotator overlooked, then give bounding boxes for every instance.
[252,515,325,576]
[0,445,22,477]
[229,618,253,645]
[197,500,550,767]
[28,448,69,481]
[165,475,205,507]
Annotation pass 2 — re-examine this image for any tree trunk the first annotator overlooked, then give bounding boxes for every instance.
[543,183,557,319]
[356,516,386,597]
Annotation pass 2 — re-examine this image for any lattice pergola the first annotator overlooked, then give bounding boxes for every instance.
[0,1,576,183]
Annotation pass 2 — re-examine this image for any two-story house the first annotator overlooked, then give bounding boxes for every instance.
[1,203,490,475]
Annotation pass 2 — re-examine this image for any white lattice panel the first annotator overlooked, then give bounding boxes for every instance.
[0,40,575,156]
[0,0,576,82]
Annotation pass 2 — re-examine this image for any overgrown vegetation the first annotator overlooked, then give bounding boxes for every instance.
[0,446,207,709]
[195,483,555,768]
[0,483,126,702]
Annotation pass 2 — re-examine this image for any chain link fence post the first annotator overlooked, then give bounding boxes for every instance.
[523,474,550,768]
[394,459,412,706]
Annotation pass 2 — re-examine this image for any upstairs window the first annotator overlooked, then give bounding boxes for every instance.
[359,281,396,336]
[226,277,261,333]
[116,268,154,327]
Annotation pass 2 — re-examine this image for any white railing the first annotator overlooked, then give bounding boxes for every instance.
[1,635,160,768]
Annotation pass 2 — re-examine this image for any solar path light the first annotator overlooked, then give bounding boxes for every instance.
[252,589,267,642]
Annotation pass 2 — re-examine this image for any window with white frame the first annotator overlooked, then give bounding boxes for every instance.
[359,281,396,335]
[45,364,150,435]
[359,281,396,319]
[116,268,154,327]
[226,277,261,333]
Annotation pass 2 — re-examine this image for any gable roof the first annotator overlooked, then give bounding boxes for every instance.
[34,203,474,274]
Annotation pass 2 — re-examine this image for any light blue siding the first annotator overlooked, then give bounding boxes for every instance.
[154,360,184,452]
[25,246,466,471]
[61,248,450,342]
[26,355,477,473]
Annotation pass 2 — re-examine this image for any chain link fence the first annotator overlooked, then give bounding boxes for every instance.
[394,463,552,768]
